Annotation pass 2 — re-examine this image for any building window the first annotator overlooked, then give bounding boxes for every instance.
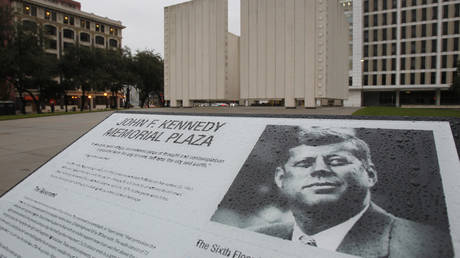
[392,58,396,70]
[401,42,406,54]
[432,39,437,52]
[412,0,417,5]
[95,24,105,33]
[80,19,91,30]
[401,27,406,39]
[455,21,460,34]
[421,73,425,84]
[63,29,74,39]
[363,75,368,86]
[364,60,369,71]
[441,72,447,84]
[402,0,407,7]
[392,0,397,8]
[373,15,378,27]
[456,4,460,17]
[383,0,387,10]
[401,73,406,84]
[391,74,396,84]
[63,42,74,50]
[24,4,30,15]
[431,72,436,83]
[364,16,369,27]
[373,59,378,71]
[392,43,397,55]
[44,24,56,36]
[364,31,369,42]
[422,8,427,20]
[109,39,118,47]
[453,54,458,67]
[110,28,118,36]
[382,28,387,41]
[401,10,407,23]
[432,23,437,36]
[364,45,369,57]
[421,56,426,69]
[95,36,105,45]
[411,57,416,69]
[431,55,437,68]
[442,55,448,68]
[373,0,378,11]
[45,9,56,21]
[442,38,448,52]
[373,74,377,85]
[45,39,57,49]
[382,59,387,70]
[421,24,427,37]
[443,22,448,35]
[80,32,90,42]
[422,40,427,52]
[63,15,74,25]
[373,44,378,56]
[22,20,37,32]
[454,38,459,51]
[373,30,378,41]
[392,12,397,24]
[411,41,416,53]
[364,0,369,12]
[392,27,397,39]
[401,58,406,70]
[410,73,415,84]
[383,44,387,55]
[443,5,449,18]
[382,74,387,85]
[411,25,417,38]
[383,13,387,26]
[433,6,438,19]
[411,9,417,22]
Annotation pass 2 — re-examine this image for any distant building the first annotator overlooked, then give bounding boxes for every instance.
[164,0,240,108]
[240,0,349,108]
[345,0,460,107]
[2,0,126,110]
[164,0,349,108]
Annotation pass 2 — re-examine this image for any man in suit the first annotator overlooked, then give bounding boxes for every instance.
[253,127,452,258]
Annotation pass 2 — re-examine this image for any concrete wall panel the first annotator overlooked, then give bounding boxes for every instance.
[165,0,236,105]
[241,0,348,107]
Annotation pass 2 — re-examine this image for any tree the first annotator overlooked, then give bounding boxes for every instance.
[0,5,15,101]
[1,20,58,114]
[60,45,100,111]
[132,50,164,107]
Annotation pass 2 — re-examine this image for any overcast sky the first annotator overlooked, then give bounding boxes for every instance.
[77,0,240,57]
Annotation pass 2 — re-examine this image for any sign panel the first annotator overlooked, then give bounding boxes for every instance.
[0,113,459,258]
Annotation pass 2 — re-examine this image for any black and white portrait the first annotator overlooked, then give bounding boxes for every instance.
[211,125,453,258]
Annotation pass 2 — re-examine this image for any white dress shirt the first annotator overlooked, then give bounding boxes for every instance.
[292,204,370,251]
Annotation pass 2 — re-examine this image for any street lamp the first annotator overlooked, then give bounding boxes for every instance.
[104,92,109,109]
[88,95,92,111]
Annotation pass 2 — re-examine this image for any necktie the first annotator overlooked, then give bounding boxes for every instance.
[299,235,317,247]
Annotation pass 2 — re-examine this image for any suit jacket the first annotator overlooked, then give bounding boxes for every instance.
[252,203,453,258]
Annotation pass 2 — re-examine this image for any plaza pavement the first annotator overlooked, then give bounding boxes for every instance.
[0,106,359,195]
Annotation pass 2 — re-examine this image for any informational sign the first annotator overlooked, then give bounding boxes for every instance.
[1,113,459,258]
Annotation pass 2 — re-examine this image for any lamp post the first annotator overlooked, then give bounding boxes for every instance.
[88,95,92,111]
[104,92,108,109]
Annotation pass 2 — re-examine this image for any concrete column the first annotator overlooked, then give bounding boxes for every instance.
[304,95,316,109]
[436,89,441,106]
[183,99,192,108]
[170,99,179,107]
[285,98,296,109]
[395,90,400,107]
